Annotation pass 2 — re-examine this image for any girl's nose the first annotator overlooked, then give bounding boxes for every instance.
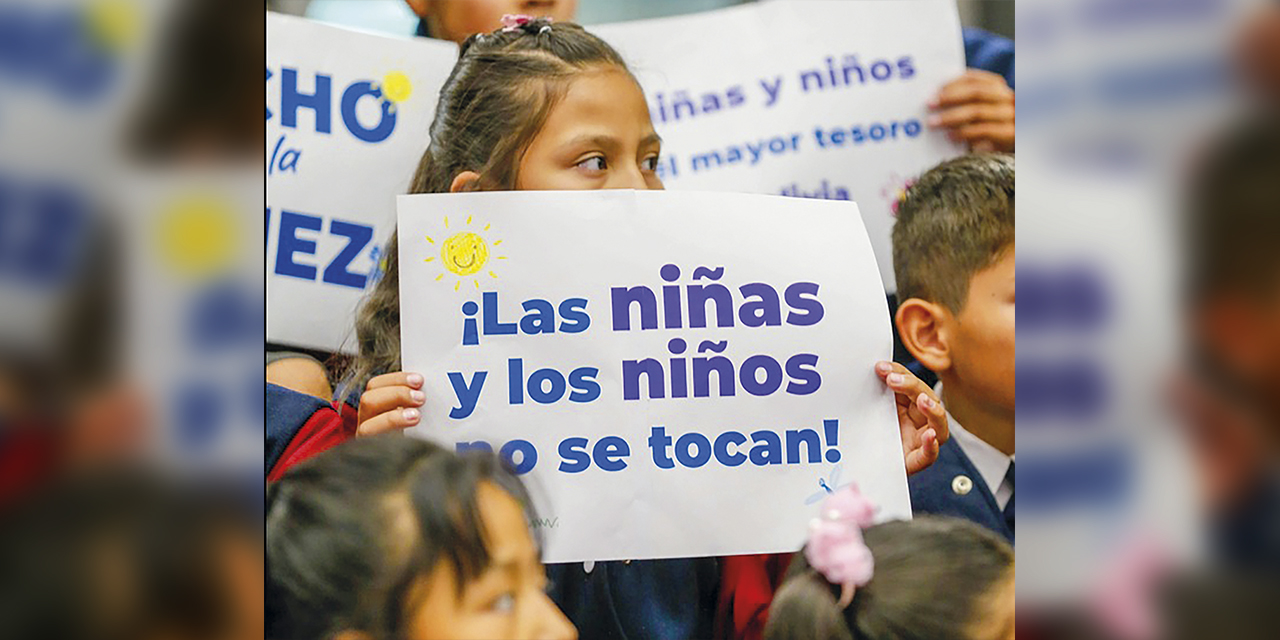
[610,162,651,190]
[533,591,577,640]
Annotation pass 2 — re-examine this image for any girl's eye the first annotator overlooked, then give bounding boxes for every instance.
[642,155,659,171]
[489,592,516,614]
[577,156,606,172]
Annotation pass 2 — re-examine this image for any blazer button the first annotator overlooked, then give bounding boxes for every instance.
[951,475,974,495]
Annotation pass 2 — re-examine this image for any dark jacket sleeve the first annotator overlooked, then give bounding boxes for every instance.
[963,27,1015,89]
[266,384,357,482]
[547,557,720,640]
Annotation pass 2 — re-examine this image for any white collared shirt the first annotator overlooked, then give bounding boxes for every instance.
[937,385,1014,509]
[948,416,1014,509]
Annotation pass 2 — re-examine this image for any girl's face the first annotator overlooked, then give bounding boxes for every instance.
[407,483,575,640]
[514,67,664,191]
[977,570,1016,640]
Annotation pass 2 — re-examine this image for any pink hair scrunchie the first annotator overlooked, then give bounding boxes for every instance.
[804,484,877,607]
[500,14,552,34]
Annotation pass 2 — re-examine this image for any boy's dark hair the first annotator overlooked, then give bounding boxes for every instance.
[1185,116,1280,303]
[265,435,535,640]
[892,154,1015,314]
[765,517,1014,640]
[345,19,632,394]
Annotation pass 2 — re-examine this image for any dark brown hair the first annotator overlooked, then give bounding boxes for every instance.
[343,19,632,394]
[1185,115,1280,303]
[265,435,535,640]
[892,154,1015,314]
[765,517,1014,640]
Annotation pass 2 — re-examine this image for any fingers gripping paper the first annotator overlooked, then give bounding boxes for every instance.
[397,190,910,562]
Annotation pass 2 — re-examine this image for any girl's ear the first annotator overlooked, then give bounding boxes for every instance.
[894,298,953,374]
[449,171,481,193]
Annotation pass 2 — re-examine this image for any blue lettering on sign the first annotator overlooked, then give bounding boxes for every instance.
[340,81,396,143]
[0,7,117,104]
[0,176,89,286]
[324,219,373,289]
[268,207,379,289]
[267,67,398,143]
[274,210,322,280]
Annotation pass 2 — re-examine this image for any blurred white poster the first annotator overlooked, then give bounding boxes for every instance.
[120,169,265,475]
[397,190,909,562]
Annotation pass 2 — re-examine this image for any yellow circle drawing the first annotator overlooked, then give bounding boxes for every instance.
[381,71,412,104]
[157,194,238,277]
[86,0,139,52]
[441,232,488,276]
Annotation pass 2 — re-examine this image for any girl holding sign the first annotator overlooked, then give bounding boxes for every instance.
[266,17,948,640]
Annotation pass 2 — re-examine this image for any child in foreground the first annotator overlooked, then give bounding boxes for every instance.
[266,435,576,640]
[764,486,1015,640]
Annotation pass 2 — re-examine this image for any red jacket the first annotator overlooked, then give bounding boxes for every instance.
[715,553,794,640]
[265,383,358,481]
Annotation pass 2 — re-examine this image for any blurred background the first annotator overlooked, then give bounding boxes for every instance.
[2,0,1277,639]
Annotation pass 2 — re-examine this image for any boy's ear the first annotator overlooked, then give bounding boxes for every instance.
[449,171,481,193]
[895,298,954,374]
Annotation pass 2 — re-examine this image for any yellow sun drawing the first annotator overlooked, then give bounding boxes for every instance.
[373,70,414,114]
[424,215,506,291]
[85,0,140,52]
[442,232,488,275]
[380,71,413,104]
[156,193,239,278]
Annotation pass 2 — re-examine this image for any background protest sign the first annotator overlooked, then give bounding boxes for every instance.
[266,12,455,352]
[595,0,966,290]
[398,190,910,562]
[266,1,964,352]
[120,169,265,475]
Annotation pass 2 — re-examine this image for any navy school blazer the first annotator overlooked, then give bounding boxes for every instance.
[546,558,719,640]
[908,438,1014,544]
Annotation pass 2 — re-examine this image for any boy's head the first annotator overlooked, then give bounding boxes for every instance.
[1186,116,1280,430]
[892,154,1015,416]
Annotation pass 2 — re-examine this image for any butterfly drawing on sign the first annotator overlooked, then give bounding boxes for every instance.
[805,463,856,505]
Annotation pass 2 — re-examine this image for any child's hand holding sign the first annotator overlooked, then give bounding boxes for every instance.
[876,361,949,475]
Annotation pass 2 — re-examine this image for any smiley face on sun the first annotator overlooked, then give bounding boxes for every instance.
[425,215,506,291]
[441,232,488,275]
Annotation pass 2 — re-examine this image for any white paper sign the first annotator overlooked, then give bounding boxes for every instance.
[397,190,910,562]
[266,12,456,352]
[266,1,964,352]
[594,0,966,290]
